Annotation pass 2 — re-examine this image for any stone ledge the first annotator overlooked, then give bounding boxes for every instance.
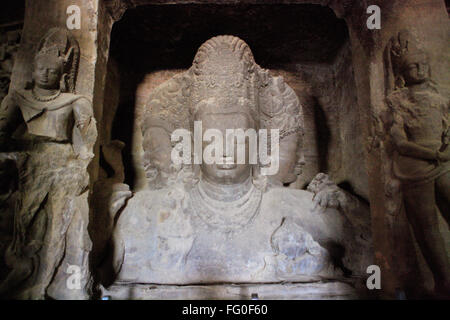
[101,281,365,300]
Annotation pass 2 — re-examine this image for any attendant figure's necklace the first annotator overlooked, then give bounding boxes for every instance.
[32,88,61,102]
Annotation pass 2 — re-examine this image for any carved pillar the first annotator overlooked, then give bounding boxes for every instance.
[330,0,450,298]
[1,0,116,299]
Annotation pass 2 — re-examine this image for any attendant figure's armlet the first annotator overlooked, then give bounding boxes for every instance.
[72,97,97,157]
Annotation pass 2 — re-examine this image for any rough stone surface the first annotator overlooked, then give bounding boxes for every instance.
[380,29,450,295]
[346,0,450,297]
[112,182,371,284]
[0,28,97,299]
[0,26,21,280]
[101,281,364,300]
[0,0,112,299]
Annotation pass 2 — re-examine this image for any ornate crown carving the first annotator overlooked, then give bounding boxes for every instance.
[33,28,80,93]
[141,35,304,181]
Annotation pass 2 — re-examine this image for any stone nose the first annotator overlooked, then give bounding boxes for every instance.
[417,64,426,76]
[223,142,235,158]
[40,70,49,80]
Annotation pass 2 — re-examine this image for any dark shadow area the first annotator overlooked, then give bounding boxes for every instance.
[98,145,115,178]
[435,184,450,227]
[110,4,348,71]
[0,159,18,282]
[312,97,330,173]
[0,1,24,27]
[338,181,370,205]
[322,241,352,277]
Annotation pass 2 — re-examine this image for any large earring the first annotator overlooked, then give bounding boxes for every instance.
[60,73,67,92]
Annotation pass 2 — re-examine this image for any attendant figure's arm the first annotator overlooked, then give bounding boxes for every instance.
[72,97,97,160]
[390,112,440,161]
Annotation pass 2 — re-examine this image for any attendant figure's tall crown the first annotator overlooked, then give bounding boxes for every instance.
[387,30,429,90]
[33,28,80,93]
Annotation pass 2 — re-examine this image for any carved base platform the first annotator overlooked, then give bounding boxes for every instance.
[101,281,369,300]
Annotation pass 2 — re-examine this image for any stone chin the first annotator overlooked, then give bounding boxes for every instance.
[200,163,251,185]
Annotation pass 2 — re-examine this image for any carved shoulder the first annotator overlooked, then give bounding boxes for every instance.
[72,96,93,119]
[386,89,408,108]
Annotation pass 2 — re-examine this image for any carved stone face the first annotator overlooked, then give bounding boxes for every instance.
[199,112,253,185]
[32,55,63,90]
[402,53,430,85]
[144,127,174,175]
[274,133,304,184]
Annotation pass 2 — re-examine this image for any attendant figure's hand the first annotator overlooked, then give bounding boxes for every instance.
[437,149,450,162]
[308,173,347,211]
[312,188,342,211]
[76,146,94,161]
[109,183,132,220]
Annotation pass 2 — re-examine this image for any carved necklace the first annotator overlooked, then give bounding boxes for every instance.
[32,89,61,102]
[189,176,263,232]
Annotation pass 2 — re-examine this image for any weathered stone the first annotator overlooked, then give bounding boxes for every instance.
[0,28,97,300]
[382,30,450,295]
[101,281,364,300]
[0,27,21,281]
[108,36,372,296]
[0,29,21,103]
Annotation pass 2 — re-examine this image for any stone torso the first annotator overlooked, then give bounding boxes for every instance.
[14,90,87,142]
[112,184,369,285]
[389,88,447,150]
[388,87,450,184]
